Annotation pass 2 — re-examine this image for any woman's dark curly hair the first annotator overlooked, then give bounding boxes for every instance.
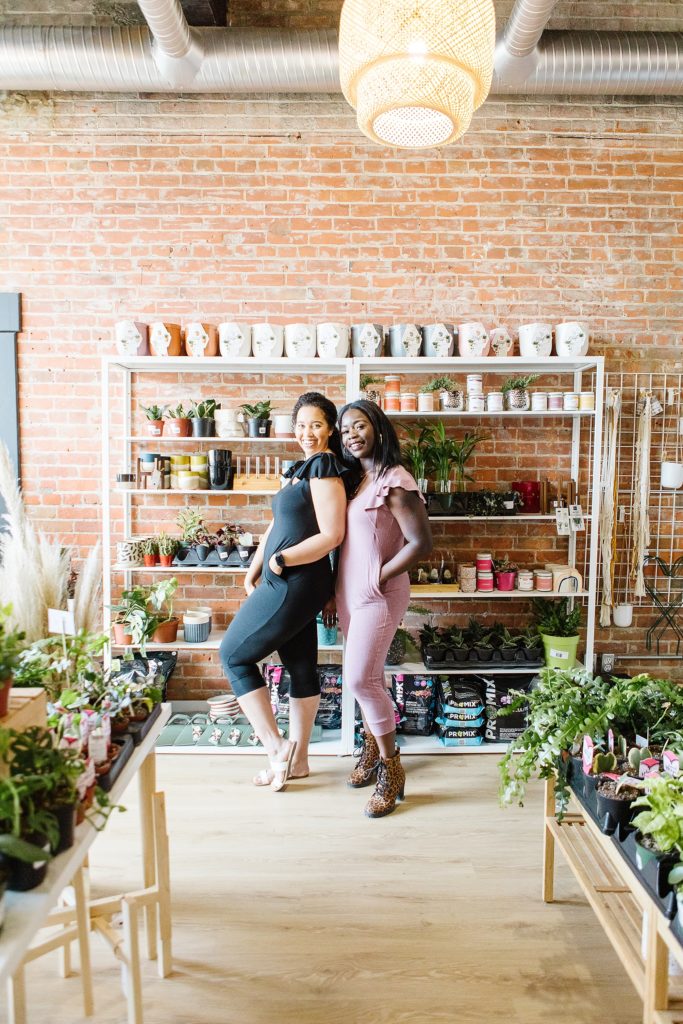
[337,400,402,477]
[292,391,345,461]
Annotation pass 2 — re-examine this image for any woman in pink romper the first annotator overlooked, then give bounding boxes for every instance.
[334,400,432,818]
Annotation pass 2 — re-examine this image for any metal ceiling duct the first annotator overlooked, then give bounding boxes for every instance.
[500,0,560,57]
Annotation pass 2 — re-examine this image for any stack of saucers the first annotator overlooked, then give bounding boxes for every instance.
[207,693,240,721]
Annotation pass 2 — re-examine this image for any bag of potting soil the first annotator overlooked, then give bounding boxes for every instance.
[436,678,484,718]
[481,674,535,743]
[392,674,436,735]
[437,722,484,746]
[316,664,343,729]
[110,651,178,702]
[436,713,485,730]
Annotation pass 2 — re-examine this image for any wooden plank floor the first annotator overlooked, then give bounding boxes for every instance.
[20,755,641,1024]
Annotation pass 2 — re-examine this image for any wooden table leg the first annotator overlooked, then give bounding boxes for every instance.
[73,864,95,1016]
[138,750,158,962]
[542,777,556,903]
[643,913,669,1024]
[121,895,144,1024]
[153,791,173,977]
[7,965,27,1024]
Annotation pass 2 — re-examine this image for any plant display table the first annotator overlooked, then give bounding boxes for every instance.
[543,777,683,1023]
[0,703,172,1024]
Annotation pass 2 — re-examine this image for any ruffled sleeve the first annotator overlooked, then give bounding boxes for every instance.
[364,466,426,511]
[288,452,351,481]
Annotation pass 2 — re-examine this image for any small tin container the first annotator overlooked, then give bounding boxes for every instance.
[477,571,494,591]
[467,394,485,413]
[517,570,534,591]
[531,392,548,412]
[384,394,400,412]
[579,392,595,410]
[563,392,579,411]
[486,392,504,412]
[400,392,417,412]
[548,392,564,411]
[534,569,553,592]
[466,373,483,395]
[476,552,493,572]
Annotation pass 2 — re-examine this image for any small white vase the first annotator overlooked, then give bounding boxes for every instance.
[457,322,490,357]
[519,323,553,358]
[252,324,284,358]
[661,461,683,489]
[219,323,252,358]
[316,323,350,359]
[555,321,589,357]
[612,604,633,628]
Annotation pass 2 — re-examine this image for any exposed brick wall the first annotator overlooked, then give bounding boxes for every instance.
[1,83,682,692]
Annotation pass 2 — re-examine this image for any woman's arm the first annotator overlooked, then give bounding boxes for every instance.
[269,477,346,574]
[245,519,274,593]
[378,488,433,585]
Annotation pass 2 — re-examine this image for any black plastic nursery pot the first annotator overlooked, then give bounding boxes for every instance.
[595,787,638,837]
[125,702,163,746]
[195,543,212,562]
[474,646,494,662]
[426,492,469,517]
[616,830,678,918]
[567,755,585,799]
[53,803,77,854]
[97,735,135,793]
[247,417,271,438]
[191,417,216,437]
[0,843,50,892]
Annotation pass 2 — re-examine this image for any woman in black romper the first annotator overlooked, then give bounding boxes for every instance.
[219,392,348,791]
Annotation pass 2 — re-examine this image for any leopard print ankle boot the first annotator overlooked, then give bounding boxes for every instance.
[347,732,380,788]
[364,749,405,818]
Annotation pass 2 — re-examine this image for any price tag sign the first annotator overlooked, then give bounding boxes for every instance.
[47,608,76,635]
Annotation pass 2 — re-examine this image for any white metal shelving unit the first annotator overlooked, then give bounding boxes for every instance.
[102,354,604,758]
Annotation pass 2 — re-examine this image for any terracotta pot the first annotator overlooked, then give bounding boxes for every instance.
[183,323,219,358]
[152,618,179,644]
[159,554,174,566]
[166,418,191,437]
[0,679,10,718]
[149,322,182,357]
[113,623,133,645]
[143,554,156,567]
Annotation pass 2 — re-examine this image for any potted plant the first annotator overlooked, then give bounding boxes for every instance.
[501,374,540,412]
[142,537,158,567]
[175,507,205,560]
[499,627,519,663]
[425,376,463,411]
[516,626,544,664]
[418,622,446,665]
[0,775,55,891]
[147,577,179,644]
[0,605,25,717]
[631,776,683,903]
[450,430,489,492]
[444,625,469,663]
[239,400,273,438]
[385,626,412,666]
[156,532,179,567]
[532,597,582,669]
[359,375,382,405]
[501,490,522,515]
[141,403,166,437]
[165,402,192,438]
[417,382,436,413]
[493,555,518,592]
[110,585,152,650]
[188,398,218,438]
[401,425,433,493]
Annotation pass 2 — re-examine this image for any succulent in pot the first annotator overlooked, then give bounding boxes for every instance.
[423,376,463,411]
[141,403,166,437]
[239,400,273,438]
[493,555,518,592]
[188,398,219,437]
[156,532,179,566]
[359,375,383,406]
[500,374,540,412]
[165,402,192,437]
[532,597,582,669]
[385,626,411,666]
[176,506,205,555]
[142,536,158,567]
[499,627,519,662]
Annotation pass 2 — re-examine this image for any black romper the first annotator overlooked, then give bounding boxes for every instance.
[219,452,348,699]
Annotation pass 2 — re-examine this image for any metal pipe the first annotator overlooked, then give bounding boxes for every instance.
[501,0,560,57]
[136,0,192,59]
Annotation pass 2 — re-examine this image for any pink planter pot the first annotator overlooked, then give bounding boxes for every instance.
[495,570,517,591]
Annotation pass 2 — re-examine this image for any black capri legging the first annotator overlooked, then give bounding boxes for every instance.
[219,565,330,699]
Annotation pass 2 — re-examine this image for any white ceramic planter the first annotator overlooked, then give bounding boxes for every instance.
[351,323,384,357]
[219,323,252,358]
[284,324,316,358]
[661,461,683,489]
[214,409,242,438]
[519,323,553,357]
[457,322,490,357]
[422,323,455,358]
[489,326,513,357]
[316,323,350,359]
[252,323,284,358]
[273,414,294,437]
[555,321,589,357]
[613,603,634,628]
[388,324,422,358]
[115,320,149,356]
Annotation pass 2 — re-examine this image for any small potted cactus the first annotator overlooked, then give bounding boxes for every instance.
[142,537,158,567]
[141,403,166,437]
[157,532,179,567]
[165,403,192,437]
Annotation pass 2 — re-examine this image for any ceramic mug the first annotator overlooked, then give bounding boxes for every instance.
[219,323,252,358]
[351,323,384,357]
[252,323,284,358]
[317,323,350,359]
[422,323,455,358]
[184,323,219,358]
[489,326,514,357]
[284,324,316,358]
[519,323,553,357]
[149,322,182,357]
[457,322,490,357]
[555,321,589,358]
[115,320,149,357]
[388,324,422,358]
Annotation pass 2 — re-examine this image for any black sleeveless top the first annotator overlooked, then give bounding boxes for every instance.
[263,452,349,584]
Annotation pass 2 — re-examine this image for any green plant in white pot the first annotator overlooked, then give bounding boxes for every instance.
[532,597,582,669]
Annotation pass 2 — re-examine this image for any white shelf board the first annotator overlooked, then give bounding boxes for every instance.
[389,661,542,675]
[106,356,350,373]
[396,735,508,755]
[410,586,586,599]
[128,435,297,443]
[112,564,248,574]
[112,631,344,653]
[117,488,278,496]
[357,355,603,373]
[156,731,343,757]
[387,410,594,420]
[427,514,592,522]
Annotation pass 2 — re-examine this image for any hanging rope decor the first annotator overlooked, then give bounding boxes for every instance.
[630,391,653,599]
[338,0,496,149]
[599,388,622,627]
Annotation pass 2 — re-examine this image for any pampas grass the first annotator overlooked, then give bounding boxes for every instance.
[73,541,102,633]
[0,441,71,641]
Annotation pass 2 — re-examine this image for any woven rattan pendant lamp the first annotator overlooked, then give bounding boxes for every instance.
[339,0,496,149]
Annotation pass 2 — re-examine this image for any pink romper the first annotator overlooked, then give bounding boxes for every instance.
[336,465,424,736]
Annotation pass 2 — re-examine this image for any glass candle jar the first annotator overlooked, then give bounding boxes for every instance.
[467,394,485,413]
[476,552,493,572]
[400,392,417,412]
[563,392,579,411]
[486,392,504,412]
[466,374,483,395]
[531,392,548,412]
[417,392,435,412]
[384,375,401,395]
[477,571,494,591]
[517,570,534,591]
[548,392,563,411]
[384,394,400,412]
[579,392,595,410]
[534,569,553,592]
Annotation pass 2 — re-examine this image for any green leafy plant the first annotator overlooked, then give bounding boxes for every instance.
[632,776,683,858]
[140,403,166,421]
[110,578,177,656]
[147,578,178,624]
[0,775,56,864]
[0,604,26,681]
[401,425,433,483]
[13,631,108,701]
[493,555,518,573]
[422,376,459,393]
[532,597,582,638]
[500,374,540,394]
[176,507,204,545]
[4,727,83,816]
[188,398,218,419]
[499,627,519,650]
[239,401,272,420]
[419,423,489,491]
[156,532,179,557]
[360,375,382,390]
[165,403,187,419]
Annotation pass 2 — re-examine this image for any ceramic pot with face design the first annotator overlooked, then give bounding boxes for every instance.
[284,324,316,359]
[252,323,284,358]
[555,321,589,358]
[489,326,514,357]
[518,323,553,357]
[219,323,252,358]
[457,322,490,357]
[316,323,350,359]
[351,323,384,357]
[115,321,149,357]
[149,322,182,357]
[422,323,455,358]
[388,324,422,358]
[184,323,219,358]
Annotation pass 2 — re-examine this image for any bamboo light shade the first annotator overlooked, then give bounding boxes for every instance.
[339,0,496,149]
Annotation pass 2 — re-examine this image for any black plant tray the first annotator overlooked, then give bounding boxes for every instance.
[613,827,678,919]
[125,702,162,746]
[97,735,135,793]
[173,547,254,568]
[422,648,543,671]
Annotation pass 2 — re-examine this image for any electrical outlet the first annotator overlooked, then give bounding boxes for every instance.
[601,653,616,673]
